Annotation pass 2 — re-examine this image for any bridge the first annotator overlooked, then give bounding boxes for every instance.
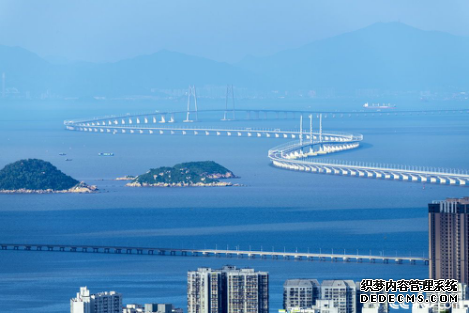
[0,243,428,265]
[269,140,469,186]
[65,108,469,125]
[64,110,469,187]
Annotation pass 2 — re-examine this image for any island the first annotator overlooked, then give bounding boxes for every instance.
[0,159,97,194]
[125,161,239,187]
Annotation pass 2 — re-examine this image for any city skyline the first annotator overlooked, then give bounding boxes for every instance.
[1,1,468,312]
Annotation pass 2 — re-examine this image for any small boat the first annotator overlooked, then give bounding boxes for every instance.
[59,153,67,156]
[65,159,73,161]
[98,152,115,156]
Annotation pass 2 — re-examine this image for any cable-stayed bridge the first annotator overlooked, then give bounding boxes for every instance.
[65,108,469,125]
[64,109,469,187]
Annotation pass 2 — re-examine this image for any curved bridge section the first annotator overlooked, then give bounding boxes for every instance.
[64,110,469,187]
[269,141,469,186]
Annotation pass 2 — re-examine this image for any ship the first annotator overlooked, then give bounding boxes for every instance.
[363,103,396,110]
[59,153,66,156]
[98,152,114,156]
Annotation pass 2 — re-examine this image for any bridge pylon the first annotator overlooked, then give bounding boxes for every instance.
[299,115,303,146]
[319,114,323,142]
[184,85,198,122]
[309,114,313,144]
[222,85,235,121]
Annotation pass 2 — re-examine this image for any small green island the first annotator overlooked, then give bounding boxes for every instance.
[123,161,239,187]
[0,159,97,194]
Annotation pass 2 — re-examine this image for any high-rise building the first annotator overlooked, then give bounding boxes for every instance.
[144,303,174,313]
[70,287,122,313]
[429,197,469,283]
[320,280,356,313]
[71,287,92,313]
[187,267,224,313]
[187,266,269,313]
[283,279,320,310]
[123,304,144,313]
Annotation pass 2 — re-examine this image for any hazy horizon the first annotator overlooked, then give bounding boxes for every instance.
[1,0,469,63]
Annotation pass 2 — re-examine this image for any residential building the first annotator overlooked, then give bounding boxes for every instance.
[123,304,144,313]
[283,279,320,310]
[278,300,338,313]
[321,280,356,313]
[144,303,174,313]
[70,287,122,313]
[187,265,269,313]
[429,197,469,283]
[71,287,92,313]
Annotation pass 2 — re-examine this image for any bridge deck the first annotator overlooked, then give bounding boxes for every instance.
[0,243,427,265]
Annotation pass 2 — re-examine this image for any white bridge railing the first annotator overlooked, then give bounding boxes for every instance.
[269,140,469,185]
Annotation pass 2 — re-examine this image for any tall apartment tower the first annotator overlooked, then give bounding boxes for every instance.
[283,279,320,310]
[429,197,469,283]
[320,280,357,313]
[187,267,224,313]
[187,266,269,313]
[71,287,92,313]
[71,287,122,313]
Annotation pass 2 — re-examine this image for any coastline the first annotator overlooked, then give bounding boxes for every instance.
[0,184,98,194]
[125,181,240,187]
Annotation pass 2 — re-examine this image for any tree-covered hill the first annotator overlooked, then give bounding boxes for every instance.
[0,159,79,191]
[173,161,235,178]
[132,161,236,186]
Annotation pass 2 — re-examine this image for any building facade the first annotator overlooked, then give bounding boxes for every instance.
[429,197,469,283]
[71,287,122,313]
[71,287,92,313]
[283,279,320,310]
[187,266,269,313]
[320,280,356,313]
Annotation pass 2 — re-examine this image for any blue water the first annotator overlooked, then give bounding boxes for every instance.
[0,99,468,312]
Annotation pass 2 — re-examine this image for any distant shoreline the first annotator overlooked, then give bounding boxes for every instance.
[125,181,241,188]
[0,184,98,194]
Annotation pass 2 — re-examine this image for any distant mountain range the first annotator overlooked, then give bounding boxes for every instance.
[237,22,469,91]
[1,22,468,98]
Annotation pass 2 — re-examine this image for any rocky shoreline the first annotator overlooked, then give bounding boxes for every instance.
[0,183,98,194]
[115,176,136,181]
[126,181,241,188]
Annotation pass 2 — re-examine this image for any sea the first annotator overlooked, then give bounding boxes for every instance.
[0,97,468,312]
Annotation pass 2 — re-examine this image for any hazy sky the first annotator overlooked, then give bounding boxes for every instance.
[1,0,468,63]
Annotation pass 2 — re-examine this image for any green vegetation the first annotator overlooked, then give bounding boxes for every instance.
[133,161,235,185]
[174,161,234,178]
[0,159,79,191]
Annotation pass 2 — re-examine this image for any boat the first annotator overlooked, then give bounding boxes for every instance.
[363,103,396,110]
[98,152,114,156]
[59,153,66,156]
[65,159,73,161]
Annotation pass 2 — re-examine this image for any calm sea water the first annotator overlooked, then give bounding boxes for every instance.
[0,99,468,312]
